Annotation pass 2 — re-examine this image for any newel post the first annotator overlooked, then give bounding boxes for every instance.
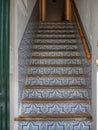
[40,0,47,22]
[65,0,73,21]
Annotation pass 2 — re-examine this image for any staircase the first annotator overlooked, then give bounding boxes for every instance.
[16,22,92,130]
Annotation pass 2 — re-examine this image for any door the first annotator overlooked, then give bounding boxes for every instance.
[0,0,10,130]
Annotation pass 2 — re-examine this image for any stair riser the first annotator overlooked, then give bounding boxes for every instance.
[22,103,89,114]
[24,89,88,99]
[33,45,78,50]
[37,30,76,33]
[31,52,80,57]
[32,52,80,57]
[28,67,83,75]
[30,59,82,65]
[35,34,77,38]
[27,77,86,86]
[18,121,92,130]
[39,26,74,28]
[34,39,78,44]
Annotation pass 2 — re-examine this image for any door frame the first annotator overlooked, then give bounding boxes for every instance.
[0,0,10,130]
[39,0,73,22]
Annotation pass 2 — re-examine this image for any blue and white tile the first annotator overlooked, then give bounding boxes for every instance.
[38,25,74,29]
[22,103,89,114]
[24,89,88,99]
[33,45,78,50]
[35,34,77,38]
[28,67,83,75]
[31,51,80,56]
[37,30,76,33]
[34,39,78,44]
[18,121,92,130]
[30,59,82,65]
[26,77,86,86]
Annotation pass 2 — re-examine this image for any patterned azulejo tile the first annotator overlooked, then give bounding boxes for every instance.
[18,121,92,130]
[22,103,89,114]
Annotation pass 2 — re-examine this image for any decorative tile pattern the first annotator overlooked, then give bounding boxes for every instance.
[19,121,92,130]
[73,23,92,104]
[18,20,92,129]
[38,26,74,29]
[35,34,77,38]
[28,67,83,75]
[33,45,78,50]
[22,103,89,114]
[18,1,39,107]
[26,77,86,86]
[24,89,88,99]
[30,59,82,65]
[32,51,80,56]
[34,39,77,43]
[37,30,76,33]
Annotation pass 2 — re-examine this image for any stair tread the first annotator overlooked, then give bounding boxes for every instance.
[22,98,89,104]
[15,113,92,121]
[25,85,87,89]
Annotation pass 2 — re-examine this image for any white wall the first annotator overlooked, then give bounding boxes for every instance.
[10,0,37,130]
[74,0,98,130]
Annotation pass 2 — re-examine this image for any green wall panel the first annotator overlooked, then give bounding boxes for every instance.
[0,0,10,129]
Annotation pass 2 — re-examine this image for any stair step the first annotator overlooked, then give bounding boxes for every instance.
[37,30,76,34]
[32,55,80,58]
[28,67,83,75]
[36,32,78,35]
[35,39,78,44]
[24,89,88,99]
[30,59,82,66]
[32,49,79,52]
[27,74,84,78]
[27,77,85,86]
[28,64,82,67]
[39,23,74,27]
[37,28,75,30]
[22,98,89,104]
[31,51,80,57]
[25,85,87,89]
[34,37,78,40]
[15,113,92,121]
[33,45,78,50]
[34,43,78,45]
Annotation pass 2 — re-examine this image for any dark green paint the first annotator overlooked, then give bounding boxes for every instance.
[0,0,10,130]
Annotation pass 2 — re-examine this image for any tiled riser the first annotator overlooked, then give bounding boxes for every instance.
[35,39,77,43]
[19,121,92,130]
[33,45,78,50]
[28,67,83,75]
[24,89,88,99]
[30,59,82,65]
[32,52,80,56]
[22,103,89,114]
[38,26,74,29]
[37,30,76,33]
[26,77,86,86]
[35,34,77,37]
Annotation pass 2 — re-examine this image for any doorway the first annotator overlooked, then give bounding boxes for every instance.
[40,0,73,22]
[47,0,65,21]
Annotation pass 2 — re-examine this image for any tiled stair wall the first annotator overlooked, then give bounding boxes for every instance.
[18,0,39,108]
[16,21,92,130]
